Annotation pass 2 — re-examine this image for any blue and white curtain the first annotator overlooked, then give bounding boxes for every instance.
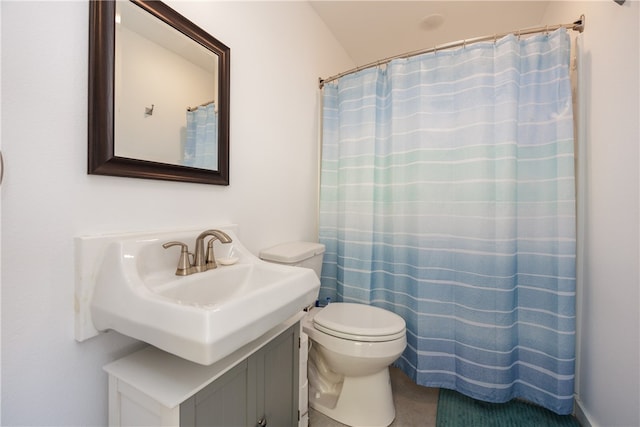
[318,29,576,414]
[184,102,218,169]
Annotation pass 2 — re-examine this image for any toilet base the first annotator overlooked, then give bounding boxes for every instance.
[309,368,395,427]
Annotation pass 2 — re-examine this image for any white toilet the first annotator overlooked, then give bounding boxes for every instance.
[260,242,407,427]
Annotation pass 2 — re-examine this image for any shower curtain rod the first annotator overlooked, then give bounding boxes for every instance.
[187,99,215,111]
[318,14,585,89]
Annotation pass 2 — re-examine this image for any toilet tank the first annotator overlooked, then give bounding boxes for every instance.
[259,242,325,278]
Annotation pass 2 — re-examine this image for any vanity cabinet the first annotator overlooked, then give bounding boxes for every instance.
[105,315,301,427]
[181,324,299,426]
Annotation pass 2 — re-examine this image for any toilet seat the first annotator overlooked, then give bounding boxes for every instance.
[313,303,406,342]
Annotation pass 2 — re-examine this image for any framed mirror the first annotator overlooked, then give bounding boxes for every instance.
[88,0,230,185]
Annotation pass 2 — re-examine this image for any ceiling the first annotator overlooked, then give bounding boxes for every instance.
[309,1,551,67]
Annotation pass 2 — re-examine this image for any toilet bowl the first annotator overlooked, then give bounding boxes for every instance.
[304,303,406,427]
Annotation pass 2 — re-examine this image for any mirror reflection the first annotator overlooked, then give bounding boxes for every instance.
[115,1,219,170]
[88,0,230,185]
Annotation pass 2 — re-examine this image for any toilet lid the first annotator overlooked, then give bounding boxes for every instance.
[313,303,406,342]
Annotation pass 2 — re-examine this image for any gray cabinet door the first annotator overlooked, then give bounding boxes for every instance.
[181,360,249,427]
[254,323,300,427]
[180,323,299,427]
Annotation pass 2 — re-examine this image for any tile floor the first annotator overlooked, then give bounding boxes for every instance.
[308,367,439,427]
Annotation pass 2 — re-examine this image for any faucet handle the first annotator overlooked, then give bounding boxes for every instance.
[162,241,195,276]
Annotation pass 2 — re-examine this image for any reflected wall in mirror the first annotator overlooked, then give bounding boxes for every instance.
[89,0,230,185]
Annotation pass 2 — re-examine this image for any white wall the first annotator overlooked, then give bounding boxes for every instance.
[0,1,352,424]
[115,24,216,165]
[543,2,640,426]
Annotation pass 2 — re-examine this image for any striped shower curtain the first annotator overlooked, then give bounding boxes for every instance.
[318,29,576,414]
[184,102,218,169]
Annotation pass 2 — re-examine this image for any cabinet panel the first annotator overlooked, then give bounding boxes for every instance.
[181,361,249,427]
[258,322,300,426]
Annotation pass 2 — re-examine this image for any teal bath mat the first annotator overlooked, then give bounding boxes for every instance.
[436,388,581,427]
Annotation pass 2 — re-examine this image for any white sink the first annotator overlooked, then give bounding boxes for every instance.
[75,227,320,365]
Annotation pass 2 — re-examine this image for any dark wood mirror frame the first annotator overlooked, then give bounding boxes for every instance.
[88,0,230,185]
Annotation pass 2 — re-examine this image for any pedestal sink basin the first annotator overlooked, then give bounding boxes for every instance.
[76,226,320,365]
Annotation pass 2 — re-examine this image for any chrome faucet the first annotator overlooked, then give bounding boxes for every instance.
[193,229,233,272]
[163,229,233,276]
